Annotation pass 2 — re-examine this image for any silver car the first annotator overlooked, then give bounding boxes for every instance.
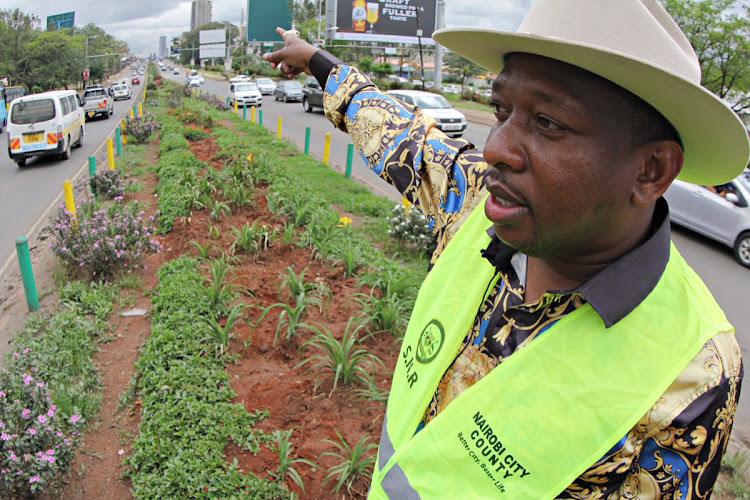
[664,171,750,267]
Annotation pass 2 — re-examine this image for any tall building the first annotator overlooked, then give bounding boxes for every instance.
[239,7,247,42]
[191,0,212,31]
[159,36,167,58]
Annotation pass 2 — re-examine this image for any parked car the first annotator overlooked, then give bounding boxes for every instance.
[274,80,303,102]
[664,174,750,267]
[4,85,27,104]
[6,90,85,167]
[187,78,200,88]
[387,75,409,84]
[81,86,113,120]
[302,77,324,112]
[112,84,131,101]
[386,90,468,137]
[442,84,461,94]
[254,77,276,95]
[230,82,262,107]
[132,76,141,85]
[230,74,251,83]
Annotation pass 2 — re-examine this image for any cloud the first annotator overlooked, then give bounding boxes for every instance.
[0,0,533,54]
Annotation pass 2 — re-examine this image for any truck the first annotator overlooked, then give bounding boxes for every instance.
[81,86,113,120]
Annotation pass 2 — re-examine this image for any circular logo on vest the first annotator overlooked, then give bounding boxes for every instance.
[416,320,444,364]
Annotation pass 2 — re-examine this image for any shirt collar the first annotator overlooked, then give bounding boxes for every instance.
[482,198,672,327]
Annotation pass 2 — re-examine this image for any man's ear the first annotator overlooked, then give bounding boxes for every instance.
[632,140,683,207]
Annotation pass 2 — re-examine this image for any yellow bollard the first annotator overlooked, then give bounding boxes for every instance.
[251,106,256,123]
[122,131,128,145]
[129,108,134,119]
[323,132,331,165]
[121,118,126,130]
[277,116,282,139]
[138,101,143,117]
[63,180,77,226]
[106,138,115,170]
[234,100,238,113]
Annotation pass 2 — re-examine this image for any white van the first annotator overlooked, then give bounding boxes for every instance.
[229,82,262,107]
[6,90,85,167]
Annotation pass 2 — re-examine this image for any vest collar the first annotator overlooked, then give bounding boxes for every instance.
[482,198,671,327]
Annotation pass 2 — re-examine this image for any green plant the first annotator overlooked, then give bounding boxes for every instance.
[387,204,436,255]
[282,222,296,246]
[190,240,215,260]
[208,200,232,222]
[271,429,317,494]
[718,450,750,498]
[227,184,254,210]
[204,255,237,315]
[254,297,315,346]
[333,245,365,277]
[355,290,411,337]
[124,113,162,144]
[298,319,383,395]
[89,169,125,199]
[183,126,210,141]
[321,429,377,497]
[352,370,389,405]
[279,265,329,303]
[230,222,278,258]
[208,221,222,239]
[196,304,245,356]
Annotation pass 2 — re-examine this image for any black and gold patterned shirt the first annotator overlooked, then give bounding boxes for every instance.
[311,51,743,499]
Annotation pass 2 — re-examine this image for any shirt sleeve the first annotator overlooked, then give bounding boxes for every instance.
[316,51,491,256]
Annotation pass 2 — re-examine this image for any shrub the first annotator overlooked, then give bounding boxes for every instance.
[46,199,162,278]
[183,126,209,141]
[89,169,124,199]
[0,358,84,498]
[146,81,157,91]
[386,204,435,254]
[124,113,161,144]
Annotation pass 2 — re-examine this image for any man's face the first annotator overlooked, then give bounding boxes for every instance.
[483,53,645,259]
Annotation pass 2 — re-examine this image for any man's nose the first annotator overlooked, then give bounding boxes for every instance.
[482,118,526,172]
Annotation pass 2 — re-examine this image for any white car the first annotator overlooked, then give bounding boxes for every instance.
[187,79,200,88]
[442,84,461,94]
[6,90,85,167]
[387,90,468,138]
[664,173,750,267]
[230,75,251,83]
[230,82,262,107]
[254,77,275,95]
[112,84,131,100]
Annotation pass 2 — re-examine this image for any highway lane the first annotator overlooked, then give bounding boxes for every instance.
[166,68,750,440]
[0,80,145,272]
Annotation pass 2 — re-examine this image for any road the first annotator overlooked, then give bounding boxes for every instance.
[0,79,144,278]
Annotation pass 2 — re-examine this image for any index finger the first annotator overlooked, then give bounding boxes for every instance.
[263,46,287,65]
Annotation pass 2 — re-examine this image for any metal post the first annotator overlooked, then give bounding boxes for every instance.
[433,0,445,91]
[259,109,263,125]
[88,155,96,196]
[277,116,282,139]
[106,138,115,170]
[132,104,137,116]
[346,143,354,178]
[138,101,143,117]
[63,180,77,224]
[323,132,331,165]
[243,103,246,120]
[251,106,256,123]
[304,126,311,154]
[15,236,39,312]
[115,127,122,156]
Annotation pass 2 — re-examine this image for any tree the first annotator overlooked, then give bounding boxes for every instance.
[444,52,484,93]
[663,0,750,114]
[26,30,81,90]
[0,9,40,85]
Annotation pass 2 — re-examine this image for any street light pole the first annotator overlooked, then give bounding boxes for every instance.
[317,0,323,40]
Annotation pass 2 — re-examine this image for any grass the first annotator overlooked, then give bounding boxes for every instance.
[716,450,750,499]
[444,94,494,113]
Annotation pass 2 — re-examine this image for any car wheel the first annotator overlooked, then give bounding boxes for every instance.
[60,137,71,161]
[74,126,84,148]
[104,110,110,120]
[15,158,26,167]
[733,231,750,268]
[274,93,279,101]
[303,98,312,113]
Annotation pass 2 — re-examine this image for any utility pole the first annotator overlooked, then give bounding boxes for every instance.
[317,0,323,40]
[416,8,425,90]
[433,0,445,91]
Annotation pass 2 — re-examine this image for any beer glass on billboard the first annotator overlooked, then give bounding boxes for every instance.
[366,2,379,32]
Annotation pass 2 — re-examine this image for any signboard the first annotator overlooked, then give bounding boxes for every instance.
[247,0,292,42]
[199,29,226,59]
[83,68,90,81]
[331,0,436,44]
[47,11,75,31]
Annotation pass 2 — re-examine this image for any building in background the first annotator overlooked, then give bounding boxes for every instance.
[159,36,167,59]
[47,11,75,31]
[191,0,213,31]
[239,7,247,42]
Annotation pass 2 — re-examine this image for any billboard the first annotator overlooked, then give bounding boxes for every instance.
[247,0,291,43]
[47,11,75,31]
[331,0,436,44]
[199,29,226,59]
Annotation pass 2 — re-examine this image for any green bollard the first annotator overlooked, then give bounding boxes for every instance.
[199,89,203,98]
[15,236,40,312]
[226,97,230,106]
[88,155,97,195]
[132,104,137,116]
[304,126,311,155]
[346,143,354,178]
[259,109,263,125]
[115,127,122,156]
[243,103,247,120]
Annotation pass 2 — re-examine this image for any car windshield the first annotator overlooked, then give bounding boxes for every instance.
[11,98,55,124]
[413,94,452,109]
[256,78,272,85]
[284,81,302,90]
[235,84,258,92]
[115,86,127,91]
[84,89,106,98]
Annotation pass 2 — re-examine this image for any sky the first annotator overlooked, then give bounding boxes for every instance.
[0,0,532,55]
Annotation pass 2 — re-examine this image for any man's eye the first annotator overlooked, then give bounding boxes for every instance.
[538,115,564,131]
[492,103,509,119]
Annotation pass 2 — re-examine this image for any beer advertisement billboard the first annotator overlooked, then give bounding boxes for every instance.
[333,0,437,44]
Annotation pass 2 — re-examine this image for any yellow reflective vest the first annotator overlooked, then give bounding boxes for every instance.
[368,199,733,499]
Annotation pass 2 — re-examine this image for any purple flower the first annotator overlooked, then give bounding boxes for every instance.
[27,428,36,435]
[21,409,31,419]
[29,475,40,483]
[70,414,79,423]
[37,415,46,424]
[1,433,11,441]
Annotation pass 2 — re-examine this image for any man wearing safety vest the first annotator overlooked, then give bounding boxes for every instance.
[265,0,745,497]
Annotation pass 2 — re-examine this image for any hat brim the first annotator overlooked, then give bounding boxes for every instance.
[434,28,750,186]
